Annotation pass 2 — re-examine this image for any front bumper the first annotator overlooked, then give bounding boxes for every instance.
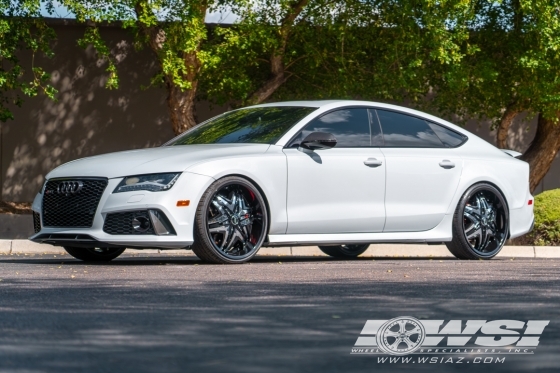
[30,172,214,249]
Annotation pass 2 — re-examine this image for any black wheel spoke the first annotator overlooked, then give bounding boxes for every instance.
[462,189,507,256]
[205,183,265,259]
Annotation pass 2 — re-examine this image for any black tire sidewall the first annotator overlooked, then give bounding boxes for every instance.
[64,247,125,262]
[318,244,370,258]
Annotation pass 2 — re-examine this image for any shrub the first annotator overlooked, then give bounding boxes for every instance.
[512,188,560,246]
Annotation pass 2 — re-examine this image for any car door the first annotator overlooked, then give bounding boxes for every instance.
[284,108,386,234]
[375,109,465,232]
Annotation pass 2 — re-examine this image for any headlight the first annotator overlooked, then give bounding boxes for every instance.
[113,173,181,193]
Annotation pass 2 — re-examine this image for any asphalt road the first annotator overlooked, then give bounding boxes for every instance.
[0,252,558,373]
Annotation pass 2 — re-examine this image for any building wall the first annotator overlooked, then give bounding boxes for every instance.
[1,22,557,202]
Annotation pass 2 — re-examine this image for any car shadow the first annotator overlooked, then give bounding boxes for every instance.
[0,254,515,266]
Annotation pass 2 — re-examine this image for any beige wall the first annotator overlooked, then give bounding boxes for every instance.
[1,22,557,201]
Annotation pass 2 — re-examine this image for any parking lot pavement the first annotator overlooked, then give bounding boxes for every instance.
[0,253,558,373]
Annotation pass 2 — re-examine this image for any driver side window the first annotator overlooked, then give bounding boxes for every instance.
[289,108,372,148]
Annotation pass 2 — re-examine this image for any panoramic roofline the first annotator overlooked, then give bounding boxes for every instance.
[247,100,471,137]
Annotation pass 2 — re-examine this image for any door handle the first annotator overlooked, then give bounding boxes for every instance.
[364,158,383,167]
[439,160,455,169]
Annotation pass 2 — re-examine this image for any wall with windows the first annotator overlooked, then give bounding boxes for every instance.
[1,21,555,202]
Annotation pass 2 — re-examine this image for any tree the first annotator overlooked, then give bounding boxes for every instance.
[423,0,560,192]
[0,0,57,122]
[203,0,340,106]
[59,0,226,134]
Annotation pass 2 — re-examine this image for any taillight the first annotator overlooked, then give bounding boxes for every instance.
[528,200,533,205]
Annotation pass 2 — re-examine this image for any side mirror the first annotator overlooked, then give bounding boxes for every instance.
[299,132,337,151]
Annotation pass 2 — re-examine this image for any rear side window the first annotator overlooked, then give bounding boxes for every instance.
[376,110,444,147]
[427,121,467,147]
[290,108,371,147]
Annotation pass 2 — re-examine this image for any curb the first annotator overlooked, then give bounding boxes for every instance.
[0,240,559,258]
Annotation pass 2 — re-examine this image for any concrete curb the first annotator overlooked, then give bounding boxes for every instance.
[0,240,558,258]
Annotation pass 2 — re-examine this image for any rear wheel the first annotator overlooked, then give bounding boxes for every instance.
[318,244,370,258]
[446,183,509,260]
[64,247,126,262]
[191,176,268,264]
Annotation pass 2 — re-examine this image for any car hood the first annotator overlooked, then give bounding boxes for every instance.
[46,144,271,179]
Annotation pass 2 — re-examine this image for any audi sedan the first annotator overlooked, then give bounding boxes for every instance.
[30,100,534,263]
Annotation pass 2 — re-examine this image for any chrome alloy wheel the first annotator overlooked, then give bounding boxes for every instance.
[462,190,507,255]
[206,184,265,260]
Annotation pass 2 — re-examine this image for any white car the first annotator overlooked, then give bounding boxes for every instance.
[30,100,534,263]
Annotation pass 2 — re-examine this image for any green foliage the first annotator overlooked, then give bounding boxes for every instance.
[424,0,560,126]
[77,26,119,89]
[515,189,560,246]
[0,0,57,122]
[60,0,231,91]
[204,0,481,107]
[4,0,560,139]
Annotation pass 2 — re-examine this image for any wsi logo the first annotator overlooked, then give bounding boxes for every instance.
[352,317,550,357]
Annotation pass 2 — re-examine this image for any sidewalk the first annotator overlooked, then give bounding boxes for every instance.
[0,240,558,258]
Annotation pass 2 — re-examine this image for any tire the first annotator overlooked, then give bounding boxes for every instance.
[318,244,370,258]
[190,176,269,264]
[64,247,126,262]
[446,183,509,260]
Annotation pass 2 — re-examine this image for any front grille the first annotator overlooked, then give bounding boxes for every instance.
[42,178,108,228]
[33,211,41,233]
[103,210,155,235]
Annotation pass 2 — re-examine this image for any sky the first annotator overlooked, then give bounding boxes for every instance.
[40,2,239,23]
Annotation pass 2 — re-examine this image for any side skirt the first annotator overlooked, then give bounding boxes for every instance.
[265,214,453,246]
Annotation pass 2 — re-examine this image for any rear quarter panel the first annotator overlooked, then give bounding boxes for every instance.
[449,135,530,214]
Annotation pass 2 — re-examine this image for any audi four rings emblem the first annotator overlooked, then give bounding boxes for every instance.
[57,181,83,195]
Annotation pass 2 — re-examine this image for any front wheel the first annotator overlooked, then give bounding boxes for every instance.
[191,176,269,264]
[446,183,509,260]
[64,247,126,262]
[318,244,370,258]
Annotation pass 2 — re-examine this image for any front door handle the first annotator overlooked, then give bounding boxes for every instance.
[364,158,383,167]
[439,160,455,169]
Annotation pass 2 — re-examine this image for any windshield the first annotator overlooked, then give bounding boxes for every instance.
[167,106,316,146]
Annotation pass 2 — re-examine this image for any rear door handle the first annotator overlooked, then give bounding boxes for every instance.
[364,158,383,167]
[439,160,455,169]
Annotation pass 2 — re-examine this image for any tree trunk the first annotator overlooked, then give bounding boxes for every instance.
[166,80,198,135]
[166,50,201,135]
[248,55,288,105]
[520,113,560,193]
[134,1,204,135]
[496,105,519,149]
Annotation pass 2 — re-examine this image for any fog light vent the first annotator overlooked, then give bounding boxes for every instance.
[103,209,176,236]
[103,211,155,235]
[132,216,151,232]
